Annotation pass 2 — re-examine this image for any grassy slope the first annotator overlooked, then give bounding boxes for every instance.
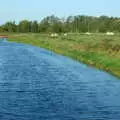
[8,33,120,78]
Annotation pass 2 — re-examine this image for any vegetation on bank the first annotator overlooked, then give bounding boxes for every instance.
[8,33,120,78]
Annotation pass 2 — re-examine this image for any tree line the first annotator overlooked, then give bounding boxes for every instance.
[0,15,120,33]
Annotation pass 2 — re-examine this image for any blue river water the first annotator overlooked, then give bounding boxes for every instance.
[0,39,120,120]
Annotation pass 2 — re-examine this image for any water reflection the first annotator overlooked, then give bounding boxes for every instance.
[0,38,8,42]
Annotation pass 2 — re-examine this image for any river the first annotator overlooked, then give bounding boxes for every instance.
[0,40,120,120]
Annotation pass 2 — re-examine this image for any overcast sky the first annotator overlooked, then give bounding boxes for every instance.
[0,0,120,24]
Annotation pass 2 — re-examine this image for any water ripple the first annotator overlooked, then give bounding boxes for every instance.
[0,41,119,120]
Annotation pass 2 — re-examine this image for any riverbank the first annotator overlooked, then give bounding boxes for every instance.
[8,33,120,78]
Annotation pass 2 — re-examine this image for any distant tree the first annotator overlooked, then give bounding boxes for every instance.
[2,21,17,32]
[31,21,39,33]
[39,17,50,32]
[18,20,31,33]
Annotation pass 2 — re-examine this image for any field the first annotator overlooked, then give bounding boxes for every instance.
[7,33,120,78]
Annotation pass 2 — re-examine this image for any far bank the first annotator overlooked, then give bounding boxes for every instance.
[8,33,120,78]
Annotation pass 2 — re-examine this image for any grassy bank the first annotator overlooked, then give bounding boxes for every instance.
[8,33,120,78]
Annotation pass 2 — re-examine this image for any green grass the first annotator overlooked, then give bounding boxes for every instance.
[7,33,120,78]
